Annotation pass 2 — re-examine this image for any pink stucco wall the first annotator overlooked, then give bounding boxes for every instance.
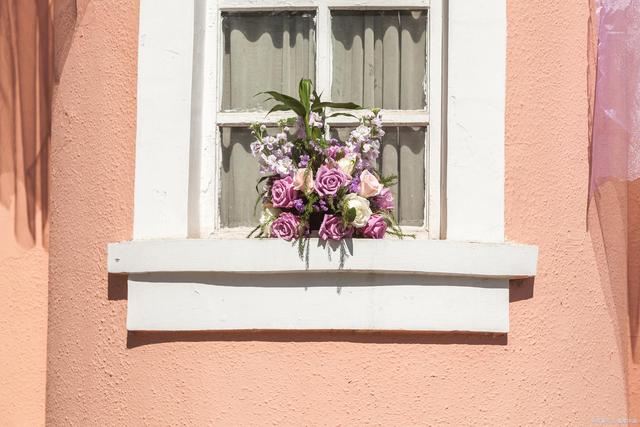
[45,1,633,425]
[0,1,50,425]
[0,210,47,427]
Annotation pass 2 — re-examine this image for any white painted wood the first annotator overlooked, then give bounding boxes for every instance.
[219,0,319,12]
[328,110,429,126]
[327,0,429,9]
[315,0,332,101]
[189,0,218,238]
[428,0,443,238]
[133,0,195,239]
[109,238,538,278]
[218,0,429,11]
[127,272,508,332]
[216,110,430,127]
[445,0,506,242]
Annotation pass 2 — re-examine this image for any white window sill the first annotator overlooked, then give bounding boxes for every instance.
[108,238,536,333]
[108,238,537,278]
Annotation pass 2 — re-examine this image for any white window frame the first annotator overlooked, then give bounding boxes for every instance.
[202,0,442,237]
[110,0,538,333]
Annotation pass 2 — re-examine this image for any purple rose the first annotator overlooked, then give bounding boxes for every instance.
[362,215,387,239]
[314,166,348,197]
[271,176,298,208]
[319,214,353,241]
[271,212,301,241]
[374,187,394,210]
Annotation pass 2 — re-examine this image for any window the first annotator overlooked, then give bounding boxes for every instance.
[113,0,537,332]
[209,0,443,236]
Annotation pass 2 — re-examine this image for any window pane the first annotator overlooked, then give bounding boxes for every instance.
[331,10,427,110]
[219,127,262,227]
[222,12,316,111]
[331,126,426,227]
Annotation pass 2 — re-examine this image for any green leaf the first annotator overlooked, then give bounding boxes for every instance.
[327,196,336,211]
[345,207,356,223]
[258,90,306,117]
[311,89,323,111]
[255,175,274,194]
[328,112,358,119]
[266,104,295,116]
[247,225,261,238]
[298,79,312,113]
[312,101,362,111]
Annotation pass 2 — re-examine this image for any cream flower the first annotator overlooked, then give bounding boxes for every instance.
[358,170,384,198]
[337,156,356,177]
[292,168,314,194]
[343,193,372,228]
[259,207,280,236]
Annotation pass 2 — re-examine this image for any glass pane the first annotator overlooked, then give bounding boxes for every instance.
[331,10,427,109]
[219,127,262,227]
[222,12,316,111]
[330,126,426,227]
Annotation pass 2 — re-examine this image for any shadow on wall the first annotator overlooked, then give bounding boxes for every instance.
[0,0,82,249]
[0,0,52,248]
[590,179,640,418]
[126,330,509,348]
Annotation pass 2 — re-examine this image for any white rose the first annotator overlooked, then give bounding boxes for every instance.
[343,193,372,228]
[336,156,356,177]
[259,207,280,236]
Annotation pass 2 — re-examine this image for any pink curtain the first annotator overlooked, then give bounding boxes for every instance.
[591,0,640,194]
[591,0,640,416]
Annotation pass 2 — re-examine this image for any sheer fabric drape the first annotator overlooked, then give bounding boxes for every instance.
[331,10,427,110]
[220,13,315,227]
[221,12,316,111]
[332,11,428,226]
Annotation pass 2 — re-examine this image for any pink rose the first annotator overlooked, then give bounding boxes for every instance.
[271,176,298,208]
[270,212,301,241]
[362,215,387,239]
[319,214,353,241]
[315,165,348,197]
[374,187,394,210]
[358,170,383,198]
[293,168,314,193]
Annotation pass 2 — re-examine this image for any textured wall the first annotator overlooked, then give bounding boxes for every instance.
[0,210,47,427]
[46,1,629,425]
[0,1,51,425]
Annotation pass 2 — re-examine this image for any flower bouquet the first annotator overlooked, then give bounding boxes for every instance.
[248,78,410,246]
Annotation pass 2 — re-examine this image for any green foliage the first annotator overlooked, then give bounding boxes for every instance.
[299,79,312,112]
[379,211,415,239]
[328,112,358,119]
[345,208,356,224]
[372,169,398,188]
[258,78,362,148]
[300,192,319,223]
[312,101,361,111]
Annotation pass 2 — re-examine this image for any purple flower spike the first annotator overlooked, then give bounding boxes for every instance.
[293,198,305,212]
